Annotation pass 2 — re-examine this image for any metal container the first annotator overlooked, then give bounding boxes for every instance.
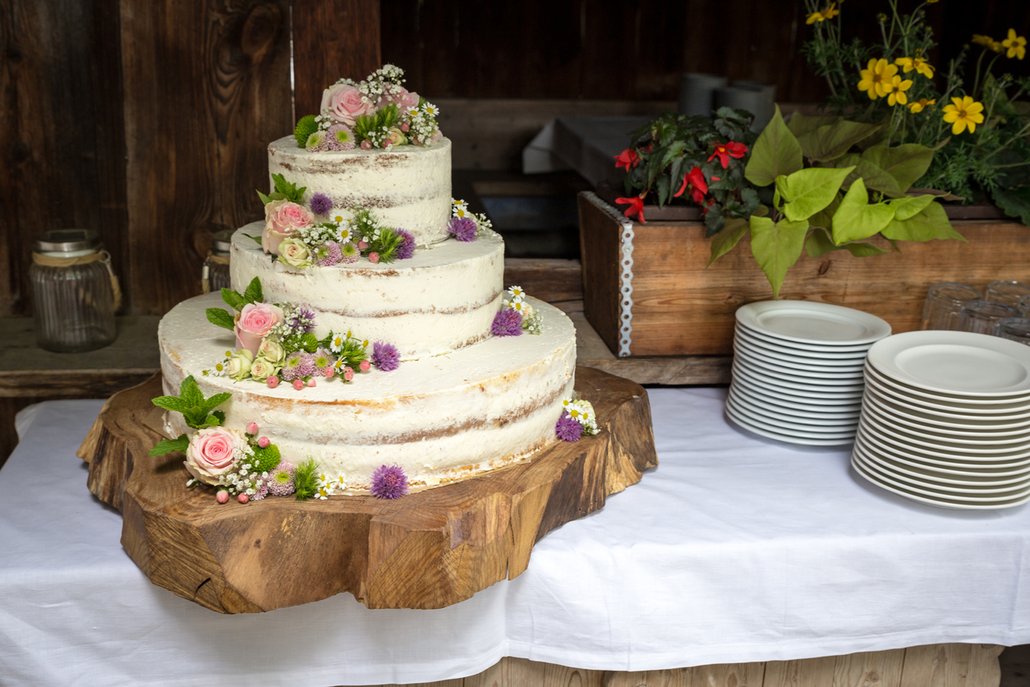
[202,230,233,294]
[30,229,120,352]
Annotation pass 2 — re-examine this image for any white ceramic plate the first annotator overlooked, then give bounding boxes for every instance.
[734,353,867,384]
[734,326,872,364]
[851,435,1030,476]
[858,411,1030,455]
[725,398,857,446]
[732,373,864,408]
[854,442,1030,486]
[736,300,892,347]
[864,362,1030,408]
[729,385,862,424]
[852,449,1030,498]
[866,330,1030,397]
[734,338,868,374]
[848,451,1030,504]
[863,375,1030,419]
[731,361,867,398]
[850,457,1030,510]
[861,389,1030,432]
[858,400,1030,446]
[856,420,1030,461]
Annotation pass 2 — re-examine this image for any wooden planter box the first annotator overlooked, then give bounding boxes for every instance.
[578,191,1030,358]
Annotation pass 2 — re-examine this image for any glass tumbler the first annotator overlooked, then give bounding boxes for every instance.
[986,280,1030,309]
[958,299,1019,335]
[202,230,233,294]
[997,318,1030,345]
[921,282,981,330]
[30,229,121,352]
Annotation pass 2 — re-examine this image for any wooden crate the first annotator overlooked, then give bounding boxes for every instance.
[578,191,1030,357]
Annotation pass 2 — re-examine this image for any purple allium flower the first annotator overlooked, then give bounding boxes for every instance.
[310,192,333,216]
[491,309,523,337]
[395,228,416,260]
[316,240,343,266]
[448,216,478,242]
[555,411,583,442]
[288,306,317,334]
[267,462,296,497]
[371,341,400,371]
[370,464,408,499]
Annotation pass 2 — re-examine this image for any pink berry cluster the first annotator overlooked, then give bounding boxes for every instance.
[265,357,372,391]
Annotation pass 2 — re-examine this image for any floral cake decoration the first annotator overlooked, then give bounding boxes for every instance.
[204,276,400,389]
[293,64,441,151]
[255,174,416,268]
[555,398,599,442]
[447,198,493,242]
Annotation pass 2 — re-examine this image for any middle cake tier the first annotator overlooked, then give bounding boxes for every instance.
[230,224,504,360]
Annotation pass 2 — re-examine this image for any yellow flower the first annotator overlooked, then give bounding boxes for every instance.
[883,74,913,106]
[907,98,936,113]
[942,96,985,135]
[805,2,839,24]
[857,58,897,99]
[895,55,935,79]
[1002,28,1026,60]
[972,34,1004,53]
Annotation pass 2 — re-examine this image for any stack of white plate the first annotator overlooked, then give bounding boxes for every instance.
[727,301,892,446]
[853,330,1030,510]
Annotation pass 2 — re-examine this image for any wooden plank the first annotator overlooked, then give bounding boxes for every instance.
[465,657,604,687]
[504,258,584,304]
[118,0,292,315]
[900,644,1003,687]
[602,662,765,686]
[291,0,382,117]
[580,192,1030,358]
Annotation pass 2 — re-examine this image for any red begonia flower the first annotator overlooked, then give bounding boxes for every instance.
[707,141,748,168]
[614,148,640,172]
[615,195,646,223]
[674,166,708,205]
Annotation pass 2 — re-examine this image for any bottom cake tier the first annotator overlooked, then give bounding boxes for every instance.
[158,292,577,492]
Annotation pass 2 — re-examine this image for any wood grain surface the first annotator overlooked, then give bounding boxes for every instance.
[78,366,657,612]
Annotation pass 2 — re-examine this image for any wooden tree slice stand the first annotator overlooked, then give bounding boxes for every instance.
[77,367,657,613]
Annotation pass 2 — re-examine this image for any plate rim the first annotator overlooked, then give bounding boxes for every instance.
[736,300,892,346]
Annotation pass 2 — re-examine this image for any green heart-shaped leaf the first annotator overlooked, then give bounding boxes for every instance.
[745,106,803,188]
[881,202,966,242]
[860,144,934,192]
[708,217,749,265]
[777,166,854,222]
[749,215,809,298]
[830,178,895,244]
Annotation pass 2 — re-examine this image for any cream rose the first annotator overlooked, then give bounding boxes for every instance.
[225,348,253,381]
[184,427,248,485]
[234,302,284,355]
[257,338,285,363]
[385,127,407,147]
[262,199,313,255]
[249,356,279,381]
[321,83,373,127]
[278,238,313,269]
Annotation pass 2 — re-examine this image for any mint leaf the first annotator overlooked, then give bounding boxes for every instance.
[180,376,204,409]
[202,394,232,415]
[206,307,235,331]
[152,395,193,413]
[243,277,263,305]
[149,435,190,457]
[221,288,246,312]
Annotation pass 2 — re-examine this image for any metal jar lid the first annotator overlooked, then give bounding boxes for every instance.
[33,229,102,254]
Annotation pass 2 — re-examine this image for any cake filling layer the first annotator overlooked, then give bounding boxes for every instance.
[159,293,578,492]
[230,226,504,360]
[268,136,452,246]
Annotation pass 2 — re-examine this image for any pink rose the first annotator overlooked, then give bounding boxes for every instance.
[234,302,284,355]
[185,427,246,485]
[262,199,313,255]
[321,83,373,127]
[380,87,419,110]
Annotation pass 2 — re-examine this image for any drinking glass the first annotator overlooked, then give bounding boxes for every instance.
[921,282,981,330]
[958,299,1020,335]
[997,318,1030,345]
[985,280,1030,309]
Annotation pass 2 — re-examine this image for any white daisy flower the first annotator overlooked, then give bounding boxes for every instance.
[330,334,345,353]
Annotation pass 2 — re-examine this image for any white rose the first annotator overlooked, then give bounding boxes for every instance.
[257,338,285,362]
[226,348,254,381]
[249,356,279,381]
[278,238,313,269]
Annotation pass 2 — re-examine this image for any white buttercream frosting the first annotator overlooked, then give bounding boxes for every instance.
[159,293,577,492]
[230,225,504,360]
[267,136,452,246]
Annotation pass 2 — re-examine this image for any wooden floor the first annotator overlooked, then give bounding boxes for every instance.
[1001,644,1030,686]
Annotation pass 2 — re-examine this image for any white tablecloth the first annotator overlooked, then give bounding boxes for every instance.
[2,389,1029,687]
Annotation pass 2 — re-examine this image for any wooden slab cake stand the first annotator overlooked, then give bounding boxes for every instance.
[77,366,657,613]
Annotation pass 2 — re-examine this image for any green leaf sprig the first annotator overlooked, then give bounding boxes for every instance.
[206,277,264,331]
[257,173,307,205]
[149,376,232,456]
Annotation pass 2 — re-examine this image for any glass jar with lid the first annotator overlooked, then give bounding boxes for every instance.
[202,230,233,294]
[30,229,121,352]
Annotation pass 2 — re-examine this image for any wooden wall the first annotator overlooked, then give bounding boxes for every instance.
[2,0,1027,318]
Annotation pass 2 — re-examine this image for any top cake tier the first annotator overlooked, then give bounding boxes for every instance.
[267,136,452,246]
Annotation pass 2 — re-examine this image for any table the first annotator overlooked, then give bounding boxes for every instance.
[2,388,1027,686]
